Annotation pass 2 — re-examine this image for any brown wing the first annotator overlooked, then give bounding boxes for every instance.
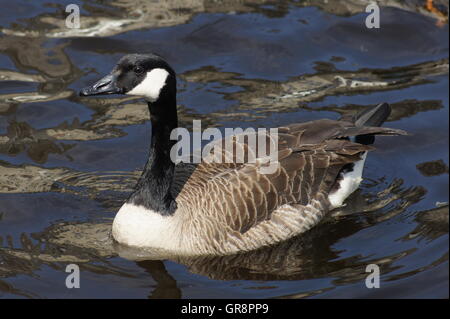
[173,121,405,234]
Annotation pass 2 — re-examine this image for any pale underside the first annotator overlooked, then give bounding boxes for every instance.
[113,119,404,255]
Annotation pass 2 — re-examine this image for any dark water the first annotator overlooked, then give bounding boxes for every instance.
[0,0,448,298]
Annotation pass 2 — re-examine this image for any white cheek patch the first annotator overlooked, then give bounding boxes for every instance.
[126,68,169,101]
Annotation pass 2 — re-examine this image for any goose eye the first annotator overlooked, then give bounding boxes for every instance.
[134,66,144,74]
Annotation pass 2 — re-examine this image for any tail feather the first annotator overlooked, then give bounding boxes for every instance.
[353,102,391,127]
[329,102,406,208]
[346,102,406,145]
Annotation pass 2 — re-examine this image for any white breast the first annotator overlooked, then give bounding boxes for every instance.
[112,203,182,249]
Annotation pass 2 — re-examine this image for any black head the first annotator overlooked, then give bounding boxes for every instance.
[80,53,176,102]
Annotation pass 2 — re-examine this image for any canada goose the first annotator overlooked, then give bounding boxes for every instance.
[80,53,406,256]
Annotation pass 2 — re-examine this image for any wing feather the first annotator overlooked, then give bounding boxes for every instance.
[174,119,404,235]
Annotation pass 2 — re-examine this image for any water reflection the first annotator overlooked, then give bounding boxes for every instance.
[1,58,447,164]
[1,0,447,39]
[0,0,448,298]
[416,159,449,177]
[403,204,449,241]
[1,177,440,295]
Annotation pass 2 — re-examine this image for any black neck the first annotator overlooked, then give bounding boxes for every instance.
[128,85,178,215]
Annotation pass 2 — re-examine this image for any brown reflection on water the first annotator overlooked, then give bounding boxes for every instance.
[180,59,448,118]
[0,0,446,39]
[0,0,283,38]
[416,159,449,176]
[0,36,81,85]
[402,204,449,241]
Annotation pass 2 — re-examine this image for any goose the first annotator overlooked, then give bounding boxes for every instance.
[80,53,406,256]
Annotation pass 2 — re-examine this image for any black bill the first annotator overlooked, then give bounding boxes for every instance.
[79,74,121,96]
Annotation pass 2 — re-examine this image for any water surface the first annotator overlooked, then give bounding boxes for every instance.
[0,0,448,298]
